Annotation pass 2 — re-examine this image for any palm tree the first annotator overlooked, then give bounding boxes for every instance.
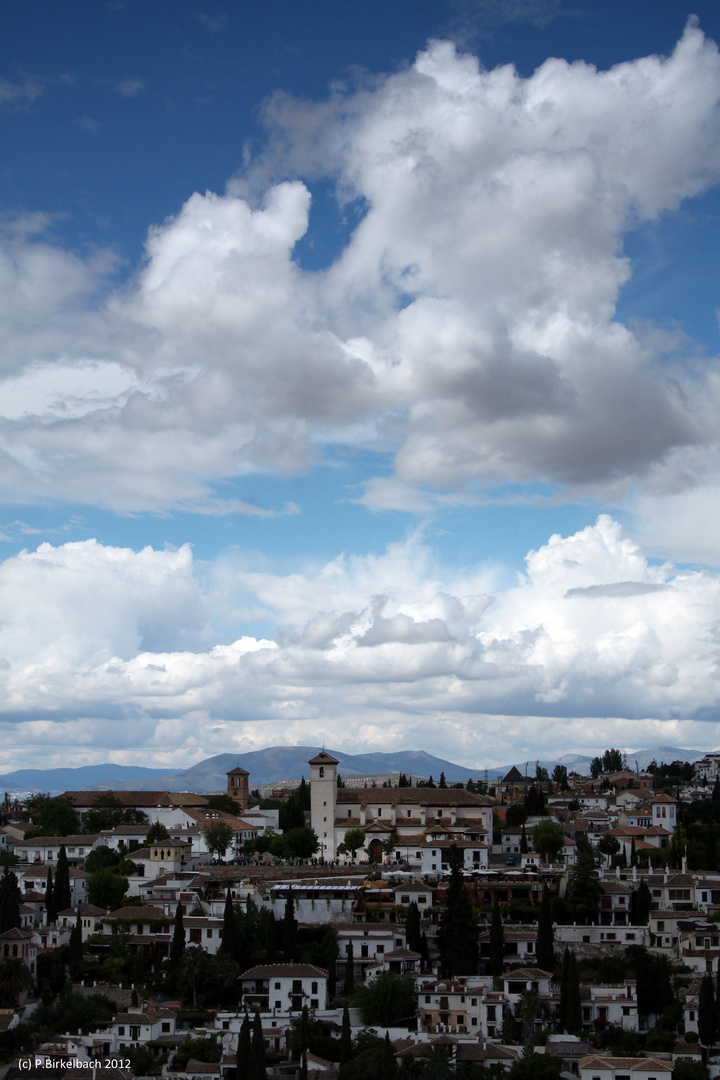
[0,957,32,1005]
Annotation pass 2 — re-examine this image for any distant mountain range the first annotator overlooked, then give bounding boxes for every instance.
[0,744,708,795]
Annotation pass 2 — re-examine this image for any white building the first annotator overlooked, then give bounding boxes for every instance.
[239,964,329,1013]
[308,751,494,864]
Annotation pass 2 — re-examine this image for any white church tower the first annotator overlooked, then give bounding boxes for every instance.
[309,750,339,861]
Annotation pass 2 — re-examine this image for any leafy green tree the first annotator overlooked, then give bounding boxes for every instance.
[173,1035,222,1069]
[53,846,72,914]
[26,794,80,836]
[206,793,243,815]
[354,970,417,1025]
[146,822,170,843]
[202,821,235,860]
[590,757,603,780]
[488,896,504,978]
[282,826,319,860]
[505,804,528,827]
[536,884,554,971]
[552,765,569,791]
[82,795,148,833]
[0,957,32,1006]
[338,827,366,859]
[603,748,623,772]
[86,868,128,909]
[597,834,620,861]
[699,974,718,1048]
[532,821,564,864]
[84,846,121,873]
[507,1056,562,1080]
[672,1062,709,1080]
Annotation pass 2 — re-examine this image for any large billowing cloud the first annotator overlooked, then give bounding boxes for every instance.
[1,516,719,770]
[0,24,719,517]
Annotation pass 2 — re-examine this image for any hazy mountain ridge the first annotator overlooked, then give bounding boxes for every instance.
[0,744,708,795]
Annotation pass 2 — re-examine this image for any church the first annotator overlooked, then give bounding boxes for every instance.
[308,750,494,871]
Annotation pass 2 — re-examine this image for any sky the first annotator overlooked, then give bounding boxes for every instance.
[2,0,720,773]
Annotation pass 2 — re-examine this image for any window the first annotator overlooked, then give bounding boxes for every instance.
[418,894,426,902]
[275,1001,281,1009]
[361,945,368,958]
[311,999,318,1008]
[162,1023,171,1033]
[347,810,352,818]
[275,982,281,989]
[118,1027,125,1036]
[311,982,318,993]
[206,929,213,938]
[425,996,431,1004]
[401,895,410,904]
[319,767,324,778]
[377,945,384,954]
[221,1022,229,1031]
[323,801,326,806]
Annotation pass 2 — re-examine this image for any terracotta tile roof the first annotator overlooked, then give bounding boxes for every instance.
[240,963,329,978]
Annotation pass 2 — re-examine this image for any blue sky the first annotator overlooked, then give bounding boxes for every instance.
[2,0,720,772]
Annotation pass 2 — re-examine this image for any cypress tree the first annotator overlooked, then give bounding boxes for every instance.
[630,836,637,868]
[236,1013,251,1080]
[68,908,83,961]
[297,1005,310,1056]
[419,930,430,971]
[249,1010,267,1080]
[707,819,718,872]
[559,947,570,1030]
[283,894,297,962]
[343,941,355,995]
[438,846,477,975]
[170,900,185,967]
[299,1053,308,1080]
[45,868,54,923]
[488,896,504,978]
[405,901,421,954]
[632,880,651,926]
[340,1004,352,1063]
[699,974,718,1048]
[520,825,528,855]
[382,1032,397,1077]
[0,866,22,933]
[53,846,71,914]
[536,884,555,972]
[564,950,582,1034]
[263,910,277,963]
[220,889,236,957]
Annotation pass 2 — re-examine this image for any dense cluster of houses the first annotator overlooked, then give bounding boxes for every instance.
[2,753,720,1078]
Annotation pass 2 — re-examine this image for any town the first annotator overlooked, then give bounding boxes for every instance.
[1,749,720,1080]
